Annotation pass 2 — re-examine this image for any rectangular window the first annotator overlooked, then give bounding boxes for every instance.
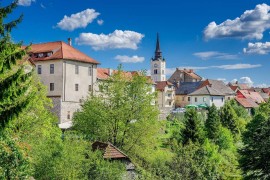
[88,85,92,91]
[37,65,42,74]
[50,83,54,91]
[182,97,185,101]
[222,98,224,102]
[195,97,197,102]
[169,101,172,106]
[154,69,158,74]
[212,97,214,102]
[88,67,92,76]
[188,97,190,101]
[75,84,79,91]
[168,85,172,88]
[75,65,79,74]
[67,111,70,120]
[50,64,54,74]
[168,94,172,97]
[203,97,206,102]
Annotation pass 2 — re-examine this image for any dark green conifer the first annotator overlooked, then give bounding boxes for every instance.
[0,1,34,129]
[205,104,221,141]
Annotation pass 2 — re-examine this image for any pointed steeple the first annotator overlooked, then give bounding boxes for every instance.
[154,33,162,60]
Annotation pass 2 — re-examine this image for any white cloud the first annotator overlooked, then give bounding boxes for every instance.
[193,51,238,60]
[240,77,254,87]
[40,3,46,9]
[231,79,238,83]
[214,64,261,70]
[255,83,270,88]
[56,9,100,31]
[76,30,144,50]
[217,78,228,83]
[18,0,35,6]
[115,55,145,63]
[97,19,104,25]
[204,4,270,40]
[165,63,261,74]
[243,42,270,54]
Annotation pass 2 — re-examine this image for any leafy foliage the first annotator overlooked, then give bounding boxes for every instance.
[240,100,270,179]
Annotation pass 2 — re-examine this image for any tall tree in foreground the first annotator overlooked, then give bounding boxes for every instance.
[240,100,270,179]
[0,0,34,129]
[73,66,166,172]
[205,104,221,142]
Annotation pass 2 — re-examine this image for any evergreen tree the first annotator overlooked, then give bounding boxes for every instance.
[205,104,221,141]
[220,101,239,134]
[0,0,33,129]
[182,108,205,145]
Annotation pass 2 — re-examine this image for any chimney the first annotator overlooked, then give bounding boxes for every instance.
[68,38,72,46]
[176,68,179,71]
[108,68,113,76]
[189,69,193,73]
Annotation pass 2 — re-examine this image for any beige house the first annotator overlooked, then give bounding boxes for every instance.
[27,41,99,126]
[168,68,202,83]
[155,81,175,108]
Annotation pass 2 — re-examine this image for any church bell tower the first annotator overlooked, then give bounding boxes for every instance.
[151,33,166,82]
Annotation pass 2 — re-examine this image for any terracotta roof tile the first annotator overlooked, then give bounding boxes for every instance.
[237,90,265,104]
[26,41,99,64]
[155,81,173,91]
[235,97,259,108]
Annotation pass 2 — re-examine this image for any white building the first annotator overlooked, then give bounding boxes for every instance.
[151,33,166,82]
[27,40,99,125]
[155,81,175,108]
[188,85,225,109]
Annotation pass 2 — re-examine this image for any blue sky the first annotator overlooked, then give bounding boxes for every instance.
[4,0,270,87]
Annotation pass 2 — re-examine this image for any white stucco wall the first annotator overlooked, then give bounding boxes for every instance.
[157,85,175,108]
[35,60,63,96]
[190,95,225,108]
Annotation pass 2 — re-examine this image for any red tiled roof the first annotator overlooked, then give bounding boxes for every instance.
[235,97,259,108]
[25,41,99,64]
[156,81,173,91]
[237,90,265,104]
[97,68,133,80]
[92,141,129,160]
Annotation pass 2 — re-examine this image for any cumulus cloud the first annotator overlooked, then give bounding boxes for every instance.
[97,19,104,25]
[193,51,238,60]
[18,0,35,6]
[240,77,254,87]
[243,42,270,54]
[56,9,100,31]
[204,3,270,40]
[76,30,144,50]
[217,78,228,83]
[114,55,145,63]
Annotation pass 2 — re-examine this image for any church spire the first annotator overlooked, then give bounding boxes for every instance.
[154,33,162,60]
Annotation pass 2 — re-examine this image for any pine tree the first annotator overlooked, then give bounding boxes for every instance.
[220,101,239,134]
[0,1,34,129]
[205,104,221,141]
[182,108,205,145]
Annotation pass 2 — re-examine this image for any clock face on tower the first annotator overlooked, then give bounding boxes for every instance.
[154,63,158,68]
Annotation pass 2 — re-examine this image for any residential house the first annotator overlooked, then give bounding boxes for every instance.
[27,40,99,126]
[235,97,259,114]
[237,90,265,104]
[155,81,175,109]
[188,85,225,108]
[199,79,235,100]
[175,81,203,108]
[228,81,249,92]
[168,68,202,83]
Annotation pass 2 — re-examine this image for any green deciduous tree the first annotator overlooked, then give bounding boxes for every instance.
[240,112,270,179]
[73,66,160,155]
[0,1,34,128]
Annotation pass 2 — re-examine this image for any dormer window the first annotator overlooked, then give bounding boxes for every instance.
[38,53,44,58]
[47,52,53,57]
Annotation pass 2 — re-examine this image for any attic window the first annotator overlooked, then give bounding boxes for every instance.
[38,53,44,58]
[47,52,53,57]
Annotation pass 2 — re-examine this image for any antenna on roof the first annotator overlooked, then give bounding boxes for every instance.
[68,38,72,46]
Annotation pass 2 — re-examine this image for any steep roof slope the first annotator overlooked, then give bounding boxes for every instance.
[200,79,235,95]
[176,81,203,95]
[189,85,224,96]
